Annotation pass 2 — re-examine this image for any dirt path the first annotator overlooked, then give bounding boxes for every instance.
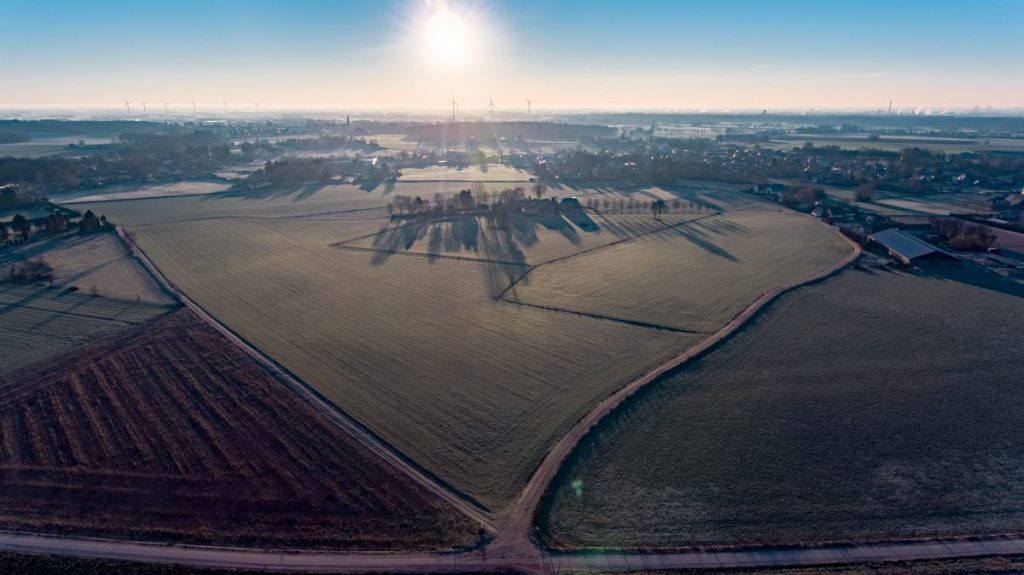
[4,530,1024,573]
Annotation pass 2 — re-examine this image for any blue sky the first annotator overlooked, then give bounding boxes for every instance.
[1,0,1022,111]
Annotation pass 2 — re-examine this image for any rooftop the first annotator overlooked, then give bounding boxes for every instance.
[869,228,951,261]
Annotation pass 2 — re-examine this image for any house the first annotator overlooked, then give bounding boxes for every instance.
[868,228,958,265]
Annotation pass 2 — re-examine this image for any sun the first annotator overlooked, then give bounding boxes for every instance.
[424,8,471,68]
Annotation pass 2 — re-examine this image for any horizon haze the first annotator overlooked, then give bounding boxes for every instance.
[2,0,1023,113]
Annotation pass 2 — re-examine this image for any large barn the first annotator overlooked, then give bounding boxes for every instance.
[868,228,959,265]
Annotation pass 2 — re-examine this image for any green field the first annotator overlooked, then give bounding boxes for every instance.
[75,185,851,509]
[544,265,1024,548]
[0,284,174,374]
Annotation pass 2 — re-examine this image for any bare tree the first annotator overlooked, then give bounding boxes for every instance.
[533,182,547,200]
[855,183,875,202]
[652,199,667,220]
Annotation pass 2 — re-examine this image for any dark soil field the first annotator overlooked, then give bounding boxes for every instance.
[544,263,1024,548]
[0,310,478,550]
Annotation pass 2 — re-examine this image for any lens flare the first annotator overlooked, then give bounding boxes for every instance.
[425,10,468,67]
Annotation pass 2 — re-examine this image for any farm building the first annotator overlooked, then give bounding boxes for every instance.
[868,228,958,265]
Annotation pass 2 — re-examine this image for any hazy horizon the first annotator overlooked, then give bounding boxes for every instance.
[2,0,1023,113]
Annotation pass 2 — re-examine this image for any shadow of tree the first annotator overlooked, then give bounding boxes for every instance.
[662,218,739,262]
[912,264,1024,300]
[213,185,327,202]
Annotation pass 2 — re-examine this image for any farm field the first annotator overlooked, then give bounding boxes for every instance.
[987,225,1024,254]
[124,215,697,509]
[74,181,754,229]
[0,233,174,304]
[58,180,232,204]
[0,309,479,550]
[0,136,112,158]
[372,133,423,151]
[88,184,850,509]
[510,211,852,333]
[398,164,533,182]
[74,181,526,228]
[544,265,1024,548]
[815,184,992,216]
[0,284,173,374]
[764,134,1024,154]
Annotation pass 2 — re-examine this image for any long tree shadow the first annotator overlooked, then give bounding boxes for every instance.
[0,233,97,267]
[213,184,326,202]
[664,221,739,262]
[696,217,750,236]
[479,221,529,297]
[910,264,1024,300]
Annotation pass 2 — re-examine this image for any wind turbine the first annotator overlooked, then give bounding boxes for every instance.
[450,97,457,122]
[526,99,533,120]
[124,100,132,115]
[489,96,495,122]
[223,101,228,115]
[141,101,149,117]
[163,100,170,116]
[192,100,197,116]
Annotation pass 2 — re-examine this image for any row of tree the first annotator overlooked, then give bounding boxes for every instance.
[580,196,702,216]
[1,210,108,244]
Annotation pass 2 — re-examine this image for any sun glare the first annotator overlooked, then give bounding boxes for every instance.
[424,8,471,68]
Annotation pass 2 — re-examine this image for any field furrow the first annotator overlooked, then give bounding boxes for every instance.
[0,309,479,550]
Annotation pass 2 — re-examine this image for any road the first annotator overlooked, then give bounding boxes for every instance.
[9,221,1016,573]
[4,530,1024,573]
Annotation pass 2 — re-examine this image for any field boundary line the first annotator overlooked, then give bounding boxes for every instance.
[114,228,496,531]
[333,244,532,267]
[0,299,174,325]
[499,299,701,334]
[494,211,721,300]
